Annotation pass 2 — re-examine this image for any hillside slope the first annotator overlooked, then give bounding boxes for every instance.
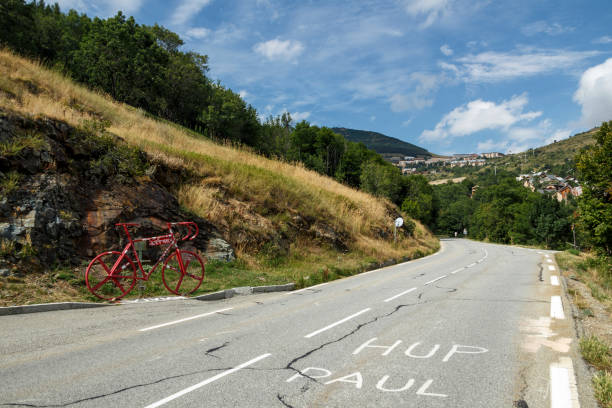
[493,127,598,176]
[331,127,432,157]
[0,50,438,304]
[427,127,599,181]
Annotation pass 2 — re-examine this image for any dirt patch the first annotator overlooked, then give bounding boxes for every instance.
[565,276,612,346]
[429,176,466,185]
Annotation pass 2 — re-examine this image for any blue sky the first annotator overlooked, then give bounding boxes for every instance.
[55,0,612,155]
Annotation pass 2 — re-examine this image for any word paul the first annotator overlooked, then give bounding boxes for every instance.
[286,338,488,397]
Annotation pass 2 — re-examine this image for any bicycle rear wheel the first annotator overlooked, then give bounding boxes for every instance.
[85,251,137,301]
[162,250,205,296]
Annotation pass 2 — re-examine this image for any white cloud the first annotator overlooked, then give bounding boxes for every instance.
[545,129,573,145]
[402,118,414,127]
[573,58,612,127]
[475,120,573,154]
[440,44,453,56]
[370,115,376,121]
[290,111,311,122]
[389,93,433,111]
[185,27,211,39]
[254,38,304,62]
[420,94,541,141]
[388,72,439,112]
[238,90,249,100]
[402,0,451,28]
[443,49,599,83]
[594,36,612,44]
[171,0,213,26]
[466,40,487,49]
[521,21,573,36]
[476,138,503,152]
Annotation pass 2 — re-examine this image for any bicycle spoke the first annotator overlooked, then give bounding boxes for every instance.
[92,276,111,292]
[86,251,137,301]
[97,258,113,275]
[162,250,204,296]
[174,274,184,292]
[112,277,126,293]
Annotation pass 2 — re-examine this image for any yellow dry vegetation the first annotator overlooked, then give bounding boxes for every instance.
[0,49,438,265]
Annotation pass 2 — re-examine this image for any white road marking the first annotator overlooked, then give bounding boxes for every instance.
[547,259,553,263]
[551,276,560,286]
[199,338,208,342]
[551,296,565,319]
[549,265,556,271]
[467,263,476,268]
[122,296,186,304]
[139,308,233,332]
[304,308,371,338]
[143,353,271,408]
[383,287,417,303]
[450,268,463,274]
[425,275,447,285]
[550,357,581,408]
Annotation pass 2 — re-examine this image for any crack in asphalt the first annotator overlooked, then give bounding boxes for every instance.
[204,341,230,358]
[434,284,458,292]
[537,262,544,282]
[277,394,296,408]
[284,301,426,385]
[514,359,533,406]
[0,366,237,408]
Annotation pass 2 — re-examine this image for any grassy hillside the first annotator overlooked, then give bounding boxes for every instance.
[427,128,599,181]
[0,49,438,302]
[331,127,432,157]
[493,128,598,176]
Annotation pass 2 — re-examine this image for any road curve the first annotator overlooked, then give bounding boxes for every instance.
[0,239,596,408]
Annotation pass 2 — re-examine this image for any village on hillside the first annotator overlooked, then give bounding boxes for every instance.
[386,153,583,203]
[516,172,582,202]
[385,152,505,175]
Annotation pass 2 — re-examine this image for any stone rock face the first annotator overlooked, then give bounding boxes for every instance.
[0,110,234,275]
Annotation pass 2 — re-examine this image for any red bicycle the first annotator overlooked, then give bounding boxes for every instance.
[85,222,205,301]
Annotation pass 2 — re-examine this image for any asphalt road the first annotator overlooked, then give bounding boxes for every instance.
[0,239,597,407]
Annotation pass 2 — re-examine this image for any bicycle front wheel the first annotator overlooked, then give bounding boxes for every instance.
[162,250,205,296]
[85,251,137,301]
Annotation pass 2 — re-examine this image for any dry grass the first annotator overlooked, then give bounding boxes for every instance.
[558,250,612,408]
[0,49,438,284]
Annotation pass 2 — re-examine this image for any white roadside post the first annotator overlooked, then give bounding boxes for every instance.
[394,217,403,244]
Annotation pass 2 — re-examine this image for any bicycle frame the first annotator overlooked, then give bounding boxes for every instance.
[111,222,198,281]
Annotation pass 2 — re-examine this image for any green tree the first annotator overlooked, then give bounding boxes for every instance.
[72,12,169,113]
[335,141,378,187]
[400,175,438,226]
[198,83,260,146]
[576,121,612,255]
[0,0,37,55]
[360,160,403,203]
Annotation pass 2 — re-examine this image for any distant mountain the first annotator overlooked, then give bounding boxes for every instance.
[331,127,433,158]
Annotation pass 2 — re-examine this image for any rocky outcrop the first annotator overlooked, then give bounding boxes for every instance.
[0,110,234,275]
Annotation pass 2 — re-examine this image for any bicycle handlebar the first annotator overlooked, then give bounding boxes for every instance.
[167,222,199,241]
